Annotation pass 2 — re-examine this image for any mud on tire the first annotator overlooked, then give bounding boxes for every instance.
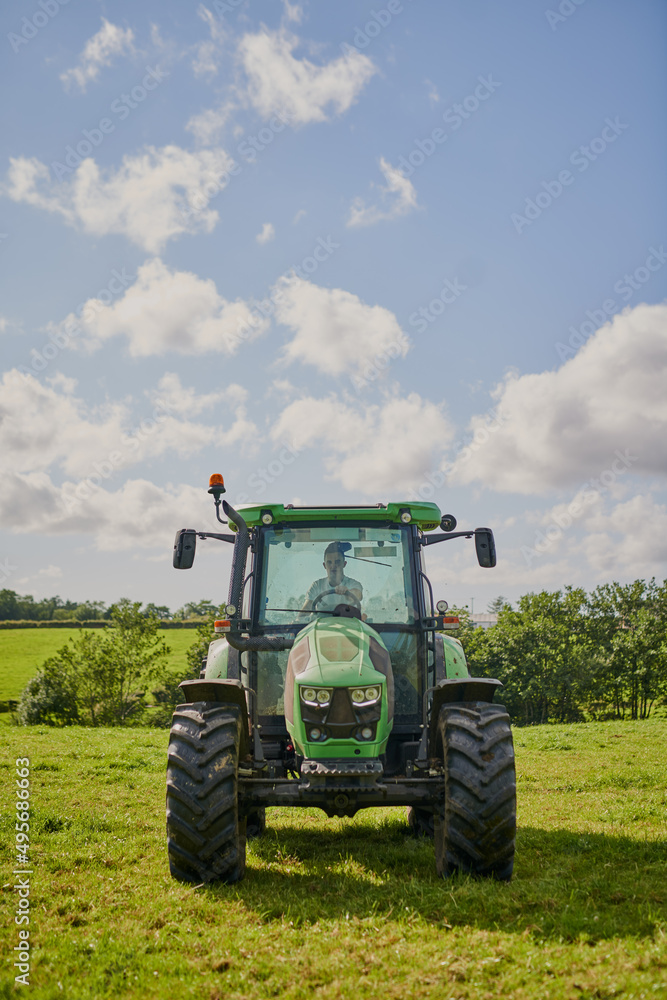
[166,702,246,884]
[434,702,516,881]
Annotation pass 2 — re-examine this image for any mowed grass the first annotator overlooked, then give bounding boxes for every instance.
[0,719,665,999]
[0,629,196,701]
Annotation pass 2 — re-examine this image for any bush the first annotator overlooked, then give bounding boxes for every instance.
[17,600,193,727]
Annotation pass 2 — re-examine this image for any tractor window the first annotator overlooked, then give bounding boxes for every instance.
[257,525,417,626]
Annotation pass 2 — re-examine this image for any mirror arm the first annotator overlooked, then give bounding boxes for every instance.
[197,531,236,544]
[420,530,475,546]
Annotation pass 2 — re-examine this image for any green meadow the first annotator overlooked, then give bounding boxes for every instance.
[0,629,196,703]
[0,718,665,999]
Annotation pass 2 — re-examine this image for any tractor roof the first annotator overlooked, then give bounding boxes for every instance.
[232,501,442,531]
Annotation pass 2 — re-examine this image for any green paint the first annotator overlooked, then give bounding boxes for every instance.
[286,617,393,758]
[204,637,230,679]
[231,501,442,531]
[441,633,469,678]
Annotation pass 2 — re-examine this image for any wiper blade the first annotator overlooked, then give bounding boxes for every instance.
[343,554,391,567]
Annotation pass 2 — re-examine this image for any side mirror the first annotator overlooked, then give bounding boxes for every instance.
[475,528,496,568]
[173,529,197,569]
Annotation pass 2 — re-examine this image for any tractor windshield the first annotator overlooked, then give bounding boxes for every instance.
[257,524,417,626]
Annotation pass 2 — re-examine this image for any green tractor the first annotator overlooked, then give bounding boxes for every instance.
[166,476,516,884]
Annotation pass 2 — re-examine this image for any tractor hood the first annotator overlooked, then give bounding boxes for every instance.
[284,616,395,758]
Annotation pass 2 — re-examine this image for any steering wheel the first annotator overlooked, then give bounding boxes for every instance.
[311,588,361,611]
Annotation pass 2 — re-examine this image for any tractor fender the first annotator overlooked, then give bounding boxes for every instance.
[427,677,503,757]
[204,639,242,680]
[178,679,250,758]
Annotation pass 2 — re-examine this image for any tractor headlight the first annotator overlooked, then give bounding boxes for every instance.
[309,727,323,741]
[350,686,381,705]
[301,687,331,706]
[360,726,374,740]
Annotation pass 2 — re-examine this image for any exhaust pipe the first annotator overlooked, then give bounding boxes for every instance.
[223,500,295,653]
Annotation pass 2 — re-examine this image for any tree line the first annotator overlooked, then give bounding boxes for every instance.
[0,590,219,622]
[457,579,667,723]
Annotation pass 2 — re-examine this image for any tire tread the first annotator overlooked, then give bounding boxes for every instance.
[166,703,246,884]
[434,702,516,881]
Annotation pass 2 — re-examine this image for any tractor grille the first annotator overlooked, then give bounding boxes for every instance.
[327,688,355,725]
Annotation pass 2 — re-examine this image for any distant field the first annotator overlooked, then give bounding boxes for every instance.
[0,629,197,701]
[0,718,665,998]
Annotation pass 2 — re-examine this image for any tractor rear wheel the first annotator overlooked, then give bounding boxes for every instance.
[166,702,246,883]
[434,703,515,881]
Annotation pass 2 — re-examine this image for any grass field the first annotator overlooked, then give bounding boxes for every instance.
[0,629,197,702]
[0,718,665,998]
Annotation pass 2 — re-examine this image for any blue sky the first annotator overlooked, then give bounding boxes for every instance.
[1,0,666,614]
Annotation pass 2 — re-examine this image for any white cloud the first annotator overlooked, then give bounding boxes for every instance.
[283,1,304,23]
[186,102,236,145]
[237,27,376,125]
[292,208,306,224]
[501,490,667,586]
[39,565,63,579]
[3,146,234,252]
[56,257,268,356]
[145,373,257,443]
[0,369,258,481]
[60,19,135,93]
[0,471,210,551]
[146,373,225,416]
[274,276,410,376]
[347,158,419,228]
[16,564,63,591]
[271,391,452,494]
[193,5,226,79]
[581,494,667,578]
[0,315,22,336]
[449,302,667,494]
[256,222,275,244]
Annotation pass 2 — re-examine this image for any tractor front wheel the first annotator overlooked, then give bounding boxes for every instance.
[434,703,516,881]
[166,702,246,883]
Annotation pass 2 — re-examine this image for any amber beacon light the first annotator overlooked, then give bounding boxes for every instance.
[207,473,227,524]
[208,473,226,498]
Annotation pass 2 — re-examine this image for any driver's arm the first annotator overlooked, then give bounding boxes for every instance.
[300,582,318,614]
[335,584,362,604]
